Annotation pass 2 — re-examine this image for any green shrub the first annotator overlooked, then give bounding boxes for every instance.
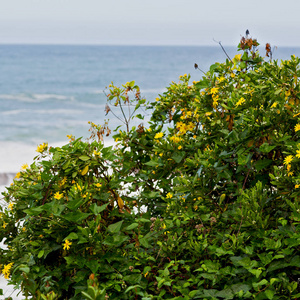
[1,33,300,299]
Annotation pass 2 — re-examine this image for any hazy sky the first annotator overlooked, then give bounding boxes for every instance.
[1,0,299,46]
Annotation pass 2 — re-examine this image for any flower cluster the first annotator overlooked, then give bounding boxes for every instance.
[1,263,14,279]
[176,121,195,135]
[36,142,48,153]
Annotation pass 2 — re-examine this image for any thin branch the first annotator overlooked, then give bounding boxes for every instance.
[106,108,126,124]
[194,63,206,75]
[213,39,233,62]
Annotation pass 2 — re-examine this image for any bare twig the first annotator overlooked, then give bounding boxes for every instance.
[213,39,233,63]
[194,63,206,75]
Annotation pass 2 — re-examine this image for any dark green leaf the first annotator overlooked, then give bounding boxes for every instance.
[108,220,123,233]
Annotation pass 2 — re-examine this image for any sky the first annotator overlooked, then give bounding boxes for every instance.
[0,0,300,46]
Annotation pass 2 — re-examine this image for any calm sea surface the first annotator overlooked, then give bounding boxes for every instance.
[1,44,299,145]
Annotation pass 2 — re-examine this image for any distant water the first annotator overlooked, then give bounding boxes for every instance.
[0,44,299,173]
[1,45,300,145]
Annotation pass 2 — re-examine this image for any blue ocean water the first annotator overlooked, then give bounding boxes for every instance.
[0,44,300,146]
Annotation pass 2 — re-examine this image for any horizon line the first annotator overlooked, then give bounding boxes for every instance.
[1,42,300,48]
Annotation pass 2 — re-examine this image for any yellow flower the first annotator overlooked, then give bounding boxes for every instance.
[287,164,291,171]
[1,263,14,279]
[75,184,82,192]
[15,172,21,179]
[170,136,182,143]
[67,134,73,139]
[21,163,28,170]
[296,150,300,159]
[95,182,102,188]
[210,87,219,94]
[2,221,7,229]
[59,177,67,187]
[295,124,300,132]
[186,122,195,131]
[234,54,242,61]
[230,73,235,78]
[236,97,246,107]
[166,192,173,199]
[54,192,63,200]
[154,132,163,139]
[284,155,293,165]
[178,145,182,150]
[293,112,300,118]
[93,150,101,156]
[7,202,14,210]
[271,102,278,108]
[63,239,72,250]
[288,171,294,177]
[295,184,300,189]
[36,142,48,153]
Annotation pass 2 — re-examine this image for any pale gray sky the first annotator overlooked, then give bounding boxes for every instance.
[0,0,299,46]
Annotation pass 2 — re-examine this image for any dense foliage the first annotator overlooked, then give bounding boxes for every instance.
[1,34,300,299]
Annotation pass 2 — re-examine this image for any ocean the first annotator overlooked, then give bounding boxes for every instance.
[0,44,299,297]
[1,45,300,173]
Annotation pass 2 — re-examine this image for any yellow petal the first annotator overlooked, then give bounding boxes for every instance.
[117,196,124,209]
[81,165,89,175]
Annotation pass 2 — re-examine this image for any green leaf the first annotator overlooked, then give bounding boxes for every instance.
[139,237,150,248]
[38,250,44,258]
[255,159,272,172]
[145,160,159,167]
[67,198,85,210]
[103,234,128,247]
[253,279,268,288]
[124,285,142,294]
[108,220,123,233]
[125,223,139,230]
[259,143,276,153]
[230,283,251,294]
[137,218,151,223]
[172,151,185,163]
[90,203,109,215]
[195,78,209,89]
[79,155,90,161]
[257,253,273,266]
[216,288,234,299]
[63,211,91,222]
[85,260,99,274]
[64,232,79,240]
[23,206,44,215]
[210,63,219,74]
[123,274,142,285]
[265,289,275,300]
[19,265,30,274]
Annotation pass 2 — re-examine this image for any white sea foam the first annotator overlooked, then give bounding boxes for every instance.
[0,93,75,103]
[1,108,81,116]
[0,141,64,173]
